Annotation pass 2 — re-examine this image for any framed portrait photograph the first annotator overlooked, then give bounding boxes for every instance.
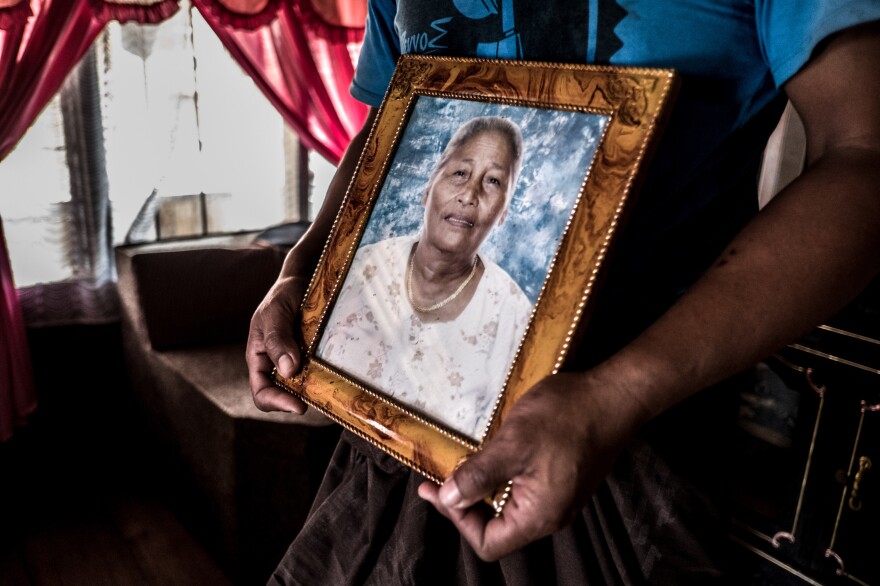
[274,55,678,502]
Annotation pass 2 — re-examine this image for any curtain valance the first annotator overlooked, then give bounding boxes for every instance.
[196,0,366,33]
[0,0,366,163]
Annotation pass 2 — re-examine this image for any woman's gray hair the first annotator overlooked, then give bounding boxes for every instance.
[432,116,524,195]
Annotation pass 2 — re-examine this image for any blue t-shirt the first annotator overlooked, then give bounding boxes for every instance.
[350,1,880,352]
[353,0,876,107]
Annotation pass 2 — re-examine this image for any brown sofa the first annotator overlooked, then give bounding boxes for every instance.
[115,229,340,584]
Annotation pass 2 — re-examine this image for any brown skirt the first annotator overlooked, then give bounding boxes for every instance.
[269,396,744,586]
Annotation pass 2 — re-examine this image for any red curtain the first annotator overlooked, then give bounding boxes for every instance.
[0,0,366,441]
[0,0,176,441]
[0,216,36,442]
[0,0,177,162]
[194,0,368,164]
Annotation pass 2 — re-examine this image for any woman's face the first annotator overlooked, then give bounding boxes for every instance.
[421,130,515,260]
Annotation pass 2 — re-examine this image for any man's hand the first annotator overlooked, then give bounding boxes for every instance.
[418,370,648,561]
[246,273,310,413]
[244,108,378,415]
[421,23,880,561]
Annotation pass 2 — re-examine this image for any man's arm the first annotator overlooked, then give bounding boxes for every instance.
[247,108,379,413]
[419,21,880,560]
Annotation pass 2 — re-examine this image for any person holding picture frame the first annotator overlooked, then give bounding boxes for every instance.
[316,115,532,440]
[246,2,880,584]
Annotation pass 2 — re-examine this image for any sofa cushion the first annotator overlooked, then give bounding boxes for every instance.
[131,246,286,350]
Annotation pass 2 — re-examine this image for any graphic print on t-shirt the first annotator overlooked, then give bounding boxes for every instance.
[395,0,626,63]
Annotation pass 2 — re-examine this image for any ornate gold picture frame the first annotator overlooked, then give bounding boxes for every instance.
[274,55,678,490]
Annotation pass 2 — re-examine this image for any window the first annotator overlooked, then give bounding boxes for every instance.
[99,4,335,243]
[0,1,336,310]
[0,94,71,287]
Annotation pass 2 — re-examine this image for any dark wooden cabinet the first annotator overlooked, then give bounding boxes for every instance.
[730,282,880,585]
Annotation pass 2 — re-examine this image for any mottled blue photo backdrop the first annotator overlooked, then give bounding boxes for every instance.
[360,96,608,304]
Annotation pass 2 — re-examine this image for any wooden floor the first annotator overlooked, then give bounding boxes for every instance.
[0,412,235,586]
[0,324,236,586]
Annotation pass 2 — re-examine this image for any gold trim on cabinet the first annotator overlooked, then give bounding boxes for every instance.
[771,368,826,548]
[822,547,872,586]
[731,534,826,586]
[788,343,880,376]
[731,517,776,545]
[823,400,878,585]
[848,455,872,512]
[772,352,808,374]
[817,324,880,348]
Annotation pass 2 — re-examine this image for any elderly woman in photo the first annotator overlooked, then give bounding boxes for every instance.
[317,116,532,439]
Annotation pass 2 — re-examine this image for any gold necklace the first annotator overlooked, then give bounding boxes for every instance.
[406,251,479,313]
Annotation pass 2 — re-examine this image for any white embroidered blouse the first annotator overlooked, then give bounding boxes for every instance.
[316,235,533,439]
